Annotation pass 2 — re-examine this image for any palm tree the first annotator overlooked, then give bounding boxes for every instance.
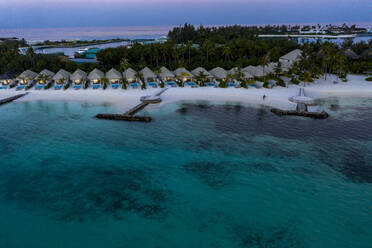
[195,71,207,86]
[186,41,193,65]
[120,58,130,72]
[260,53,270,82]
[222,46,232,61]
[202,39,213,64]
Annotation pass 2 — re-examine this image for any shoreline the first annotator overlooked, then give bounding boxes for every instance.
[0,75,371,112]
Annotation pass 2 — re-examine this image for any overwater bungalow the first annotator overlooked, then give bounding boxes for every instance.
[53,69,71,89]
[106,68,122,89]
[159,67,177,87]
[36,69,55,89]
[16,70,38,90]
[140,67,158,88]
[71,69,87,89]
[174,68,196,87]
[88,68,104,89]
[123,68,140,89]
[192,67,215,87]
[0,72,17,89]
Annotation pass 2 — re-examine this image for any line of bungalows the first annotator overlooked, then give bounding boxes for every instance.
[0,49,303,90]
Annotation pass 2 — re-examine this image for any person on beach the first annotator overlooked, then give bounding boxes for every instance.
[263,95,266,101]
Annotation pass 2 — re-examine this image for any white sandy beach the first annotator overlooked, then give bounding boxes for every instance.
[0,75,371,112]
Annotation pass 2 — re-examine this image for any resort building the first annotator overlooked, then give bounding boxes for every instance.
[209,67,228,80]
[71,69,87,89]
[17,70,38,85]
[159,67,175,81]
[192,67,214,81]
[243,66,265,78]
[279,49,302,64]
[140,67,158,88]
[174,68,197,87]
[88,68,105,89]
[36,69,55,89]
[106,68,122,89]
[0,72,17,89]
[123,68,140,89]
[159,67,177,87]
[53,69,71,89]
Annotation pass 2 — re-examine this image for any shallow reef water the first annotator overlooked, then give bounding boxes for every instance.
[0,98,371,248]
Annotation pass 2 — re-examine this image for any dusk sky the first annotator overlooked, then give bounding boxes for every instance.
[0,0,371,29]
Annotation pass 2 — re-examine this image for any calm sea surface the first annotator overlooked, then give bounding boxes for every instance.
[0,98,371,248]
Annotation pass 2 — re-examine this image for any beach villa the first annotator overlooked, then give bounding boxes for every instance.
[53,69,71,89]
[36,69,55,89]
[159,67,177,87]
[123,68,140,89]
[106,68,122,89]
[279,49,302,64]
[71,69,87,89]
[174,68,196,87]
[16,70,38,90]
[140,67,158,88]
[0,72,16,89]
[192,67,215,87]
[210,67,238,87]
[88,68,105,89]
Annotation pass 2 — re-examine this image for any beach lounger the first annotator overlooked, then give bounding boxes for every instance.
[165,82,177,87]
[130,83,139,89]
[92,84,101,89]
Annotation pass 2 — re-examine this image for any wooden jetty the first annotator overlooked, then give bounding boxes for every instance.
[0,93,28,106]
[271,108,329,119]
[96,88,168,122]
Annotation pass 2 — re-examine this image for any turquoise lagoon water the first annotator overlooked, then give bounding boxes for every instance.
[0,99,371,248]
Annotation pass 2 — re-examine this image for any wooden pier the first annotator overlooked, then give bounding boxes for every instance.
[0,93,28,106]
[96,88,168,122]
[271,108,329,119]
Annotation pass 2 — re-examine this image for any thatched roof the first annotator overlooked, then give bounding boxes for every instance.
[106,68,122,81]
[344,49,359,60]
[53,69,71,81]
[123,68,137,80]
[159,67,175,79]
[17,70,38,80]
[71,69,87,81]
[280,49,302,62]
[140,67,156,79]
[228,67,253,79]
[243,66,264,77]
[191,67,212,77]
[173,68,192,77]
[209,67,227,79]
[38,69,55,78]
[88,68,104,81]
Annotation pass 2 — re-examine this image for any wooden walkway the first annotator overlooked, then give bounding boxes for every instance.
[96,88,168,122]
[0,93,28,106]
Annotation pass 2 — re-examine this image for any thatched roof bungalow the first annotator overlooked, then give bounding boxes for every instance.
[279,49,302,64]
[174,68,193,81]
[17,70,38,84]
[209,67,227,80]
[106,68,122,83]
[71,69,87,84]
[88,68,104,83]
[53,69,71,83]
[123,68,137,83]
[159,67,175,81]
[140,67,157,82]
